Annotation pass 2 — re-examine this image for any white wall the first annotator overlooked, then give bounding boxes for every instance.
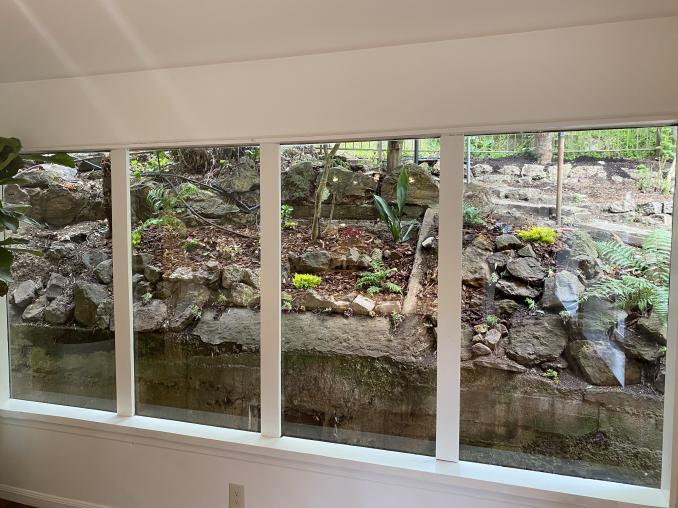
[1,17,677,152]
[1,16,678,508]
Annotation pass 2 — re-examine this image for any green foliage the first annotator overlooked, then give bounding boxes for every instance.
[463,203,486,228]
[485,314,498,328]
[559,310,572,323]
[525,298,536,311]
[0,138,75,296]
[130,151,171,173]
[141,292,153,305]
[582,230,670,322]
[355,253,402,295]
[293,273,322,289]
[517,226,558,245]
[190,304,202,319]
[542,368,560,384]
[183,238,201,251]
[373,166,415,242]
[281,205,297,230]
[147,182,198,215]
[573,194,585,205]
[131,229,142,248]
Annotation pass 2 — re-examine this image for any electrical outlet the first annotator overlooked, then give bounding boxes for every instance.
[229,483,245,508]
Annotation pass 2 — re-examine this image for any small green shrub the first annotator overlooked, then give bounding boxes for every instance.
[485,314,498,327]
[525,298,536,311]
[356,252,402,295]
[543,368,560,384]
[517,226,558,245]
[131,229,142,248]
[463,203,486,228]
[190,304,202,319]
[559,310,571,323]
[141,292,153,305]
[281,205,297,230]
[573,194,585,204]
[293,273,322,289]
[183,238,201,251]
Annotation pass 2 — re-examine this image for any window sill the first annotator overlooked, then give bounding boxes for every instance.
[0,398,669,508]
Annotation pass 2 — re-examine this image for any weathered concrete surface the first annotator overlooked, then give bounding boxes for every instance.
[9,315,664,486]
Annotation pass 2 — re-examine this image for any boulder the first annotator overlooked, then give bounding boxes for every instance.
[541,270,583,310]
[517,245,536,258]
[473,356,527,373]
[299,289,344,313]
[612,328,664,363]
[462,246,491,288]
[521,164,545,178]
[168,281,211,330]
[471,164,493,176]
[461,324,475,361]
[288,250,332,273]
[226,283,260,308]
[324,166,378,204]
[82,251,110,269]
[486,250,514,272]
[17,164,78,188]
[132,253,153,274]
[563,230,598,260]
[221,265,259,289]
[133,300,167,332]
[45,273,68,300]
[94,259,114,284]
[22,295,48,322]
[637,202,663,215]
[496,280,540,299]
[44,296,75,324]
[74,282,110,326]
[498,165,521,175]
[381,164,439,206]
[636,314,667,345]
[506,257,546,283]
[484,328,502,348]
[472,343,492,356]
[144,265,163,283]
[351,295,376,316]
[507,315,568,366]
[569,297,626,343]
[495,234,523,251]
[96,300,114,330]
[183,189,239,220]
[215,157,259,193]
[496,299,520,315]
[374,301,401,315]
[11,280,39,309]
[567,340,626,386]
[281,162,317,203]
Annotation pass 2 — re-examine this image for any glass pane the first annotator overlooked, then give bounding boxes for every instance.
[8,151,116,411]
[459,127,676,486]
[281,140,439,454]
[131,146,260,430]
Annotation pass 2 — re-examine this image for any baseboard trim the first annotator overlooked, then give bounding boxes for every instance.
[0,484,111,508]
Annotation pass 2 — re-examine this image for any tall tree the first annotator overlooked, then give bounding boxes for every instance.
[533,132,554,164]
[386,140,402,173]
[311,143,341,241]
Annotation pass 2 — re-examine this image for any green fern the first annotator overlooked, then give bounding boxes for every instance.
[356,252,402,295]
[582,229,671,322]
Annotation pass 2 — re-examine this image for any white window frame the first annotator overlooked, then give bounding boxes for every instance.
[0,128,676,508]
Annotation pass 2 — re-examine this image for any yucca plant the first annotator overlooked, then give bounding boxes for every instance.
[355,253,402,295]
[581,229,671,322]
[373,166,414,242]
[0,138,75,296]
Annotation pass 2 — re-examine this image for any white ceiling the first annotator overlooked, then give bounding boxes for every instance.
[3,0,678,83]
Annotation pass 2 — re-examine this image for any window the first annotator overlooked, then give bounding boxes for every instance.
[280,140,439,454]
[459,128,675,487]
[130,146,261,430]
[7,151,116,411]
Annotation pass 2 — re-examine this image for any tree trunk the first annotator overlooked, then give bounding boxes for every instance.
[311,143,340,241]
[387,140,402,173]
[533,132,554,165]
[656,127,663,159]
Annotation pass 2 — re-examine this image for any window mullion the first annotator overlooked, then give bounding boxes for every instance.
[436,134,464,462]
[259,143,282,437]
[662,138,678,504]
[111,148,135,417]
[0,229,8,402]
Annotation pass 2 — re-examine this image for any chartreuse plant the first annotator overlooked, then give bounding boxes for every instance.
[356,252,402,295]
[0,138,75,296]
[485,314,498,327]
[582,229,670,322]
[517,226,558,245]
[293,273,322,289]
[463,203,486,228]
[373,166,415,242]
